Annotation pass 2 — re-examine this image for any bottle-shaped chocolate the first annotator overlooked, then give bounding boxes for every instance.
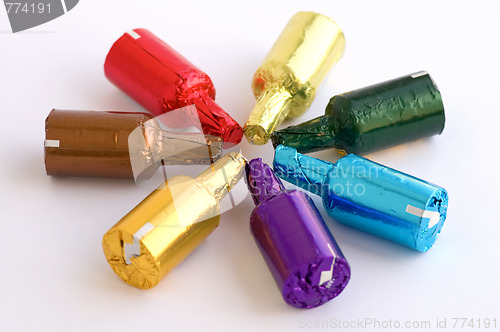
[244,12,345,145]
[273,145,448,252]
[271,72,445,154]
[102,153,246,289]
[44,109,223,179]
[246,158,350,308]
[105,29,243,147]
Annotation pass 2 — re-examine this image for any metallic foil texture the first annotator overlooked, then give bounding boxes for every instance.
[244,12,345,145]
[273,145,448,252]
[104,28,244,147]
[102,153,246,289]
[45,109,223,179]
[271,71,445,154]
[246,159,350,308]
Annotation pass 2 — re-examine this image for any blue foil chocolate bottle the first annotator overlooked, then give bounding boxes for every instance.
[273,145,449,252]
[245,158,350,309]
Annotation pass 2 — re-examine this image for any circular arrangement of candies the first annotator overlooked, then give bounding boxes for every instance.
[44,12,448,309]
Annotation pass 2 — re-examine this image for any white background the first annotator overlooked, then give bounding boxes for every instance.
[1,1,499,331]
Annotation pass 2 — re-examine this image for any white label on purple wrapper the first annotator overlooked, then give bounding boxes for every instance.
[319,243,336,288]
[124,222,154,264]
[406,205,440,228]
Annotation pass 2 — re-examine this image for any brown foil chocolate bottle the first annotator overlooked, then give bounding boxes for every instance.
[44,109,223,179]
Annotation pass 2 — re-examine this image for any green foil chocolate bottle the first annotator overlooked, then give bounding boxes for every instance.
[271,71,445,155]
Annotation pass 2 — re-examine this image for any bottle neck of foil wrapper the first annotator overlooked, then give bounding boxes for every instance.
[245,87,293,145]
[270,115,340,154]
[246,158,286,206]
[128,117,224,181]
[153,130,223,164]
[189,92,243,148]
[195,153,246,203]
[273,145,332,196]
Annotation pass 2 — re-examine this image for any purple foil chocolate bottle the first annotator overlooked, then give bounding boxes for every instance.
[245,158,350,309]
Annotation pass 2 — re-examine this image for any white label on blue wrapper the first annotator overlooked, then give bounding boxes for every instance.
[127,30,141,39]
[124,222,154,264]
[405,205,440,228]
[319,243,336,288]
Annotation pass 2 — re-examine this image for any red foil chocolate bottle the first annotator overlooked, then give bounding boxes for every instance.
[104,29,243,147]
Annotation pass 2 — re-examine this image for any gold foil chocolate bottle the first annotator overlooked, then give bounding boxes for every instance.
[102,153,246,289]
[244,12,345,145]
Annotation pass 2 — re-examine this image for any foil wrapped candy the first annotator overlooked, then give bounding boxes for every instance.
[273,145,449,252]
[102,153,246,289]
[245,158,350,308]
[105,28,243,147]
[44,108,223,179]
[244,12,345,145]
[271,71,446,155]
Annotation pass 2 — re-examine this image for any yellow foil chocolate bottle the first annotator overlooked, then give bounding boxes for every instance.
[102,153,246,289]
[244,12,345,145]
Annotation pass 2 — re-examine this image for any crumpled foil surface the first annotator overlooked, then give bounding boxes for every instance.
[273,145,449,252]
[244,12,345,144]
[271,71,445,155]
[105,28,243,147]
[246,158,350,308]
[102,153,246,289]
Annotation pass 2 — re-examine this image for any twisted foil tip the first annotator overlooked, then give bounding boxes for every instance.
[273,145,332,196]
[245,158,285,206]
